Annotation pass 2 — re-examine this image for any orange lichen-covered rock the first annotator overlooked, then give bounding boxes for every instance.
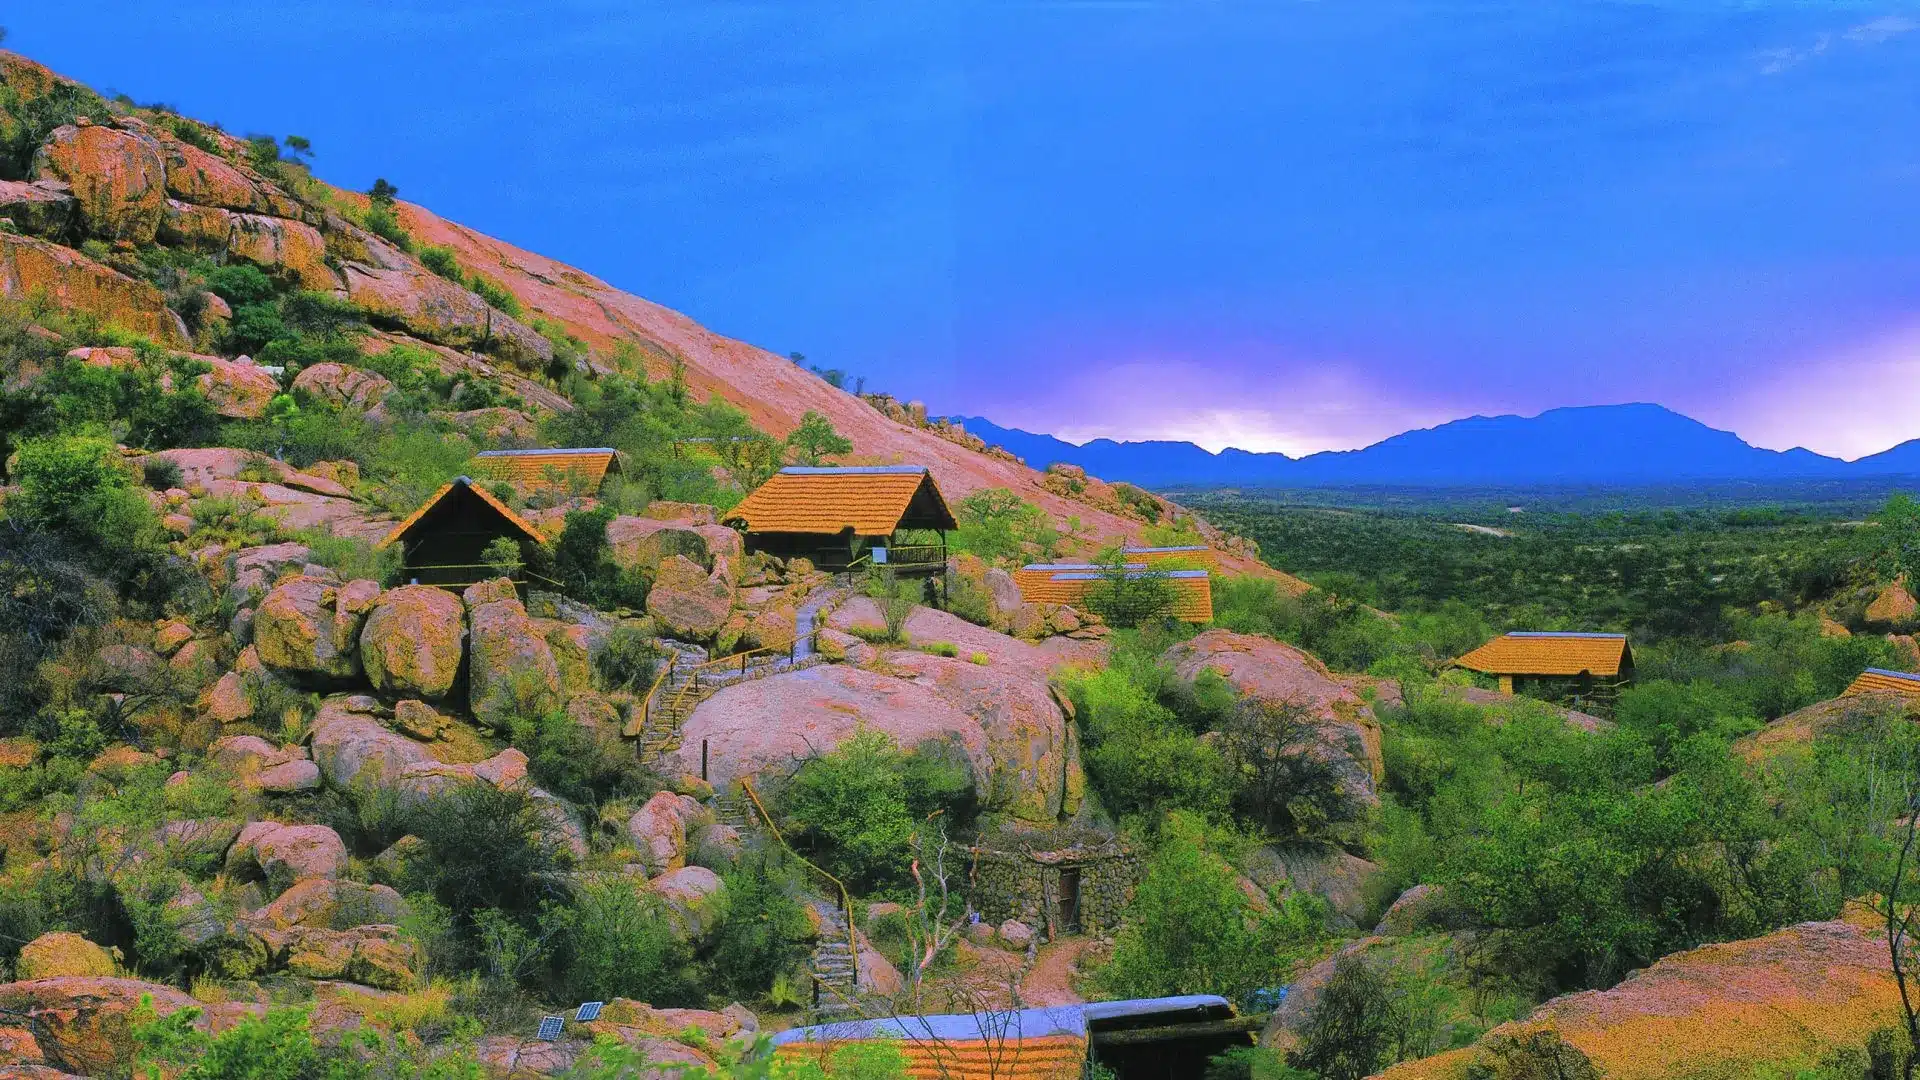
[158,198,234,247]
[0,233,188,345]
[228,213,335,290]
[31,124,166,243]
[254,574,370,682]
[160,139,262,210]
[0,976,258,1076]
[1866,583,1918,629]
[341,261,552,365]
[645,554,734,640]
[195,355,280,419]
[291,362,393,411]
[16,933,115,980]
[1376,914,1904,1080]
[360,585,466,701]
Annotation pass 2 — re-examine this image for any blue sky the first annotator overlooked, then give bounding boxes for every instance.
[10,2,1920,457]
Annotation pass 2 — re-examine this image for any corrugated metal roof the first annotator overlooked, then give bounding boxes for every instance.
[1843,668,1920,697]
[1081,994,1233,1024]
[471,448,619,492]
[724,466,957,535]
[772,1008,1087,1080]
[376,476,548,551]
[1454,631,1631,677]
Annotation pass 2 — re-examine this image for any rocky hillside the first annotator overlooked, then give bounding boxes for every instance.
[0,47,1280,581]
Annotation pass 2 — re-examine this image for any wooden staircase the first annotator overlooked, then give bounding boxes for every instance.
[631,585,851,770]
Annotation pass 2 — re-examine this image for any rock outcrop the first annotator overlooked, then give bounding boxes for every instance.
[465,579,562,730]
[645,554,733,641]
[15,934,115,981]
[291,362,394,411]
[673,664,997,805]
[226,821,349,893]
[1164,629,1384,802]
[32,123,166,244]
[308,695,432,792]
[0,232,188,345]
[359,584,466,700]
[1373,912,1903,1080]
[0,976,258,1077]
[254,573,378,683]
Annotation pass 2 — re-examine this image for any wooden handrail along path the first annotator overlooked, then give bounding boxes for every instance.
[632,585,847,764]
[740,778,861,997]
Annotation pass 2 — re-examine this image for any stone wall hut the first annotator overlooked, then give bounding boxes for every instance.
[969,829,1140,940]
[1453,630,1633,713]
[377,476,548,590]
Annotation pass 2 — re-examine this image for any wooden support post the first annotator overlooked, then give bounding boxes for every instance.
[701,739,709,782]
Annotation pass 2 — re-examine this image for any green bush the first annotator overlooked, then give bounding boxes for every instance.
[952,488,1057,565]
[549,506,649,611]
[709,854,815,1000]
[779,728,971,893]
[402,783,574,946]
[505,706,651,810]
[555,881,701,1007]
[594,626,664,692]
[1098,812,1324,1005]
[418,243,461,280]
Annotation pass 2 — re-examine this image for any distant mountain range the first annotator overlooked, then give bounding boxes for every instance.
[950,404,1920,488]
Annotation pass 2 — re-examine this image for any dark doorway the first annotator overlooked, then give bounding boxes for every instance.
[1057,867,1082,934]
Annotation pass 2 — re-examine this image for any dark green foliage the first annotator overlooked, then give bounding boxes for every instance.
[952,488,1059,565]
[779,728,973,893]
[593,625,664,692]
[1218,696,1359,842]
[708,854,815,1000]
[205,263,277,306]
[1375,681,1857,992]
[505,706,653,810]
[554,882,702,1007]
[418,243,461,280]
[549,506,648,610]
[401,782,574,947]
[1099,813,1324,1006]
[1191,492,1889,645]
[540,370,764,507]
[142,457,184,491]
[1065,657,1231,828]
[1288,957,1396,1080]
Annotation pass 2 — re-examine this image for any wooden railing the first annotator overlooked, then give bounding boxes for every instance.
[398,564,565,592]
[741,778,858,992]
[640,625,823,730]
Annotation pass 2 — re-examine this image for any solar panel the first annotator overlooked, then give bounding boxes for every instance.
[575,1001,604,1022]
[536,1016,565,1041]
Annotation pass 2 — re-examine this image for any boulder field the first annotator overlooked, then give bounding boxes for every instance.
[674,603,1090,823]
